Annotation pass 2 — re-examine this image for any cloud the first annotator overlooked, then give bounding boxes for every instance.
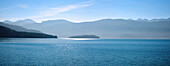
[0,4,28,11]
[17,4,28,8]
[28,3,91,19]
[0,7,15,11]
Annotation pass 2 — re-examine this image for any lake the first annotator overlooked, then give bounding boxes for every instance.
[0,38,170,66]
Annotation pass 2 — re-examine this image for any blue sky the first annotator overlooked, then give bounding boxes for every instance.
[0,0,170,23]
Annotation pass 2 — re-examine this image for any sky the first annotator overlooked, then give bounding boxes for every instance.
[0,0,170,23]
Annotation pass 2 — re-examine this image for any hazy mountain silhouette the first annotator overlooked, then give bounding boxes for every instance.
[0,22,41,33]
[3,19,36,26]
[3,18,170,39]
[0,25,57,38]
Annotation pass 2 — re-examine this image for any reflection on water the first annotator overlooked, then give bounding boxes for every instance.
[0,38,170,66]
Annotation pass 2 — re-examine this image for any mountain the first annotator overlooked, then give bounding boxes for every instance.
[3,20,12,23]
[150,18,170,22]
[0,22,41,33]
[42,19,72,24]
[0,25,57,38]
[3,19,36,26]
[3,18,170,39]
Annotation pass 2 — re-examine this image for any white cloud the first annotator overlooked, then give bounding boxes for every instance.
[27,4,91,19]
[0,4,28,11]
[17,4,28,8]
[0,7,14,11]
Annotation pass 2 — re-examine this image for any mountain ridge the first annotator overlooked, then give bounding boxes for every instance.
[0,25,57,38]
[0,22,41,33]
[2,18,170,23]
[2,18,170,39]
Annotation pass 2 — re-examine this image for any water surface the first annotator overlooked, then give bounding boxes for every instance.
[0,38,170,66]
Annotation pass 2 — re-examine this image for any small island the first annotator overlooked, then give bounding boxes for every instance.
[69,35,99,38]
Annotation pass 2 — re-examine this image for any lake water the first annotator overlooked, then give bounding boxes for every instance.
[0,38,170,66]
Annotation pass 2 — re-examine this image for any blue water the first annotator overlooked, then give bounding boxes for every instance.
[0,38,170,66]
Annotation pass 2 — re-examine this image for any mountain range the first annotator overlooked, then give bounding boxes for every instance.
[2,18,170,39]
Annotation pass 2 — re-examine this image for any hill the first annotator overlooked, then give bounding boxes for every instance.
[0,22,41,33]
[0,25,57,38]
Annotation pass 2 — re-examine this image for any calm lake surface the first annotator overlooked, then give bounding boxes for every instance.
[0,38,170,66]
